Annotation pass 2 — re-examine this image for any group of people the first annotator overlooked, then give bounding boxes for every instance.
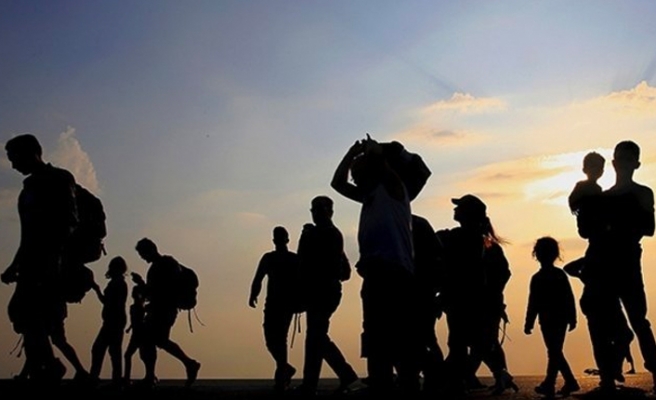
[3,131,655,397]
[1,134,200,390]
[250,137,656,398]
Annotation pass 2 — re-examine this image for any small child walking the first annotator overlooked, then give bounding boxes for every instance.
[90,256,128,387]
[524,237,580,397]
[123,279,147,385]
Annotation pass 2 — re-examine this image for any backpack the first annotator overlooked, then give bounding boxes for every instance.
[176,263,203,332]
[177,264,199,311]
[69,184,107,264]
[61,264,96,304]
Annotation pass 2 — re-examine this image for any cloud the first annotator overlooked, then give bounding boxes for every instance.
[573,81,656,117]
[49,127,100,193]
[395,126,484,147]
[424,92,507,114]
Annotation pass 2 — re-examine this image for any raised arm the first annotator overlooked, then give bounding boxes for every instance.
[331,141,365,203]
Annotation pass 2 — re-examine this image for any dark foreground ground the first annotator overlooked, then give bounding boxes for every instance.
[1,373,655,399]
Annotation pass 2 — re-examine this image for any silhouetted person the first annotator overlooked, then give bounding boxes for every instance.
[134,238,201,388]
[525,237,579,398]
[569,151,605,239]
[1,134,77,384]
[436,194,516,397]
[331,137,421,395]
[565,150,623,391]
[294,196,358,396]
[411,214,445,394]
[603,140,656,391]
[249,226,300,392]
[90,256,128,387]
[564,255,635,386]
[124,281,147,385]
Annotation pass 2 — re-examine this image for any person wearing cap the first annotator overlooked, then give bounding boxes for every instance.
[331,137,421,395]
[436,194,516,396]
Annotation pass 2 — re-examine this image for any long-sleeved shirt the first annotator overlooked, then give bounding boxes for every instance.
[525,266,576,329]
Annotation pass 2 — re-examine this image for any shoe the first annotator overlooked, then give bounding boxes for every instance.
[491,370,519,395]
[334,373,359,394]
[534,383,555,397]
[557,381,580,396]
[185,360,201,388]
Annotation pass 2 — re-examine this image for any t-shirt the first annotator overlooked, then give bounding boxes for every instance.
[358,184,414,273]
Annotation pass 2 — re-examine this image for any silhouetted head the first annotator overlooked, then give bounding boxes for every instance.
[452,194,487,224]
[106,256,128,279]
[311,195,334,226]
[532,236,561,266]
[613,140,641,177]
[135,238,159,263]
[5,134,44,175]
[351,153,384,190]
[272,226,289,248]
[583,151,605,181]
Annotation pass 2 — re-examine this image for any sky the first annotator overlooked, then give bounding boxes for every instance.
[1,0,656,380]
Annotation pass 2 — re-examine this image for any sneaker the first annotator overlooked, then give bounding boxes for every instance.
[185,360,201,388]
[334,373,359,395]
[534,383,555,397]
[557,381,580,396]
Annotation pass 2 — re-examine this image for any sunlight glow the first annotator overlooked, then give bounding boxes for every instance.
[523,149,614,206]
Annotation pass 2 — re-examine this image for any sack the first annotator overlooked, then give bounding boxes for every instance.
[61,264,96,304]
[69,184,107,264]
[380,141,432,201]
[177,264,199,311]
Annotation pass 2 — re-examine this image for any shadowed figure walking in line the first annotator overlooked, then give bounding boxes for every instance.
[1,134,78,385]
[436,194,517,397]
[411,214,446,394]
[569,141,656,394]
[293,196,359,396]
[331,137,424,396]
[525,237,580,398]
[123,281,147,385]
[133,238,201,389]
[89,256,128,388]
[249,226,300,392]
[602,141,656,391]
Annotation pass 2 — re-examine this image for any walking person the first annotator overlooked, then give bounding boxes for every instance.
[293,196,359,396]
[436,194,516,397]
[249,226,300,392]
[411,214,445,394]
[331,137,422,395]
[123,281,147,385]
[1,134,77,385]
[525,237,580,397]
[89,256,128,388]
[133,238,201,388]
[603,140,656,391]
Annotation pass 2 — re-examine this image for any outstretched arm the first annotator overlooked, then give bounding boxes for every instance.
[331,141,365,203]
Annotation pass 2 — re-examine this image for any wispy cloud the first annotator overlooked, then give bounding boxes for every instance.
[49,127,100,193]
[393,92,506,147]
[424,92,507,114]
[395,126,484,147]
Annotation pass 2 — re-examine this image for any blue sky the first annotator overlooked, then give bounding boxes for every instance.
[1,1,656,379]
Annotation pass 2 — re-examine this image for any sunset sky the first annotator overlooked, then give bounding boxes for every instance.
[2,1,656,380]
